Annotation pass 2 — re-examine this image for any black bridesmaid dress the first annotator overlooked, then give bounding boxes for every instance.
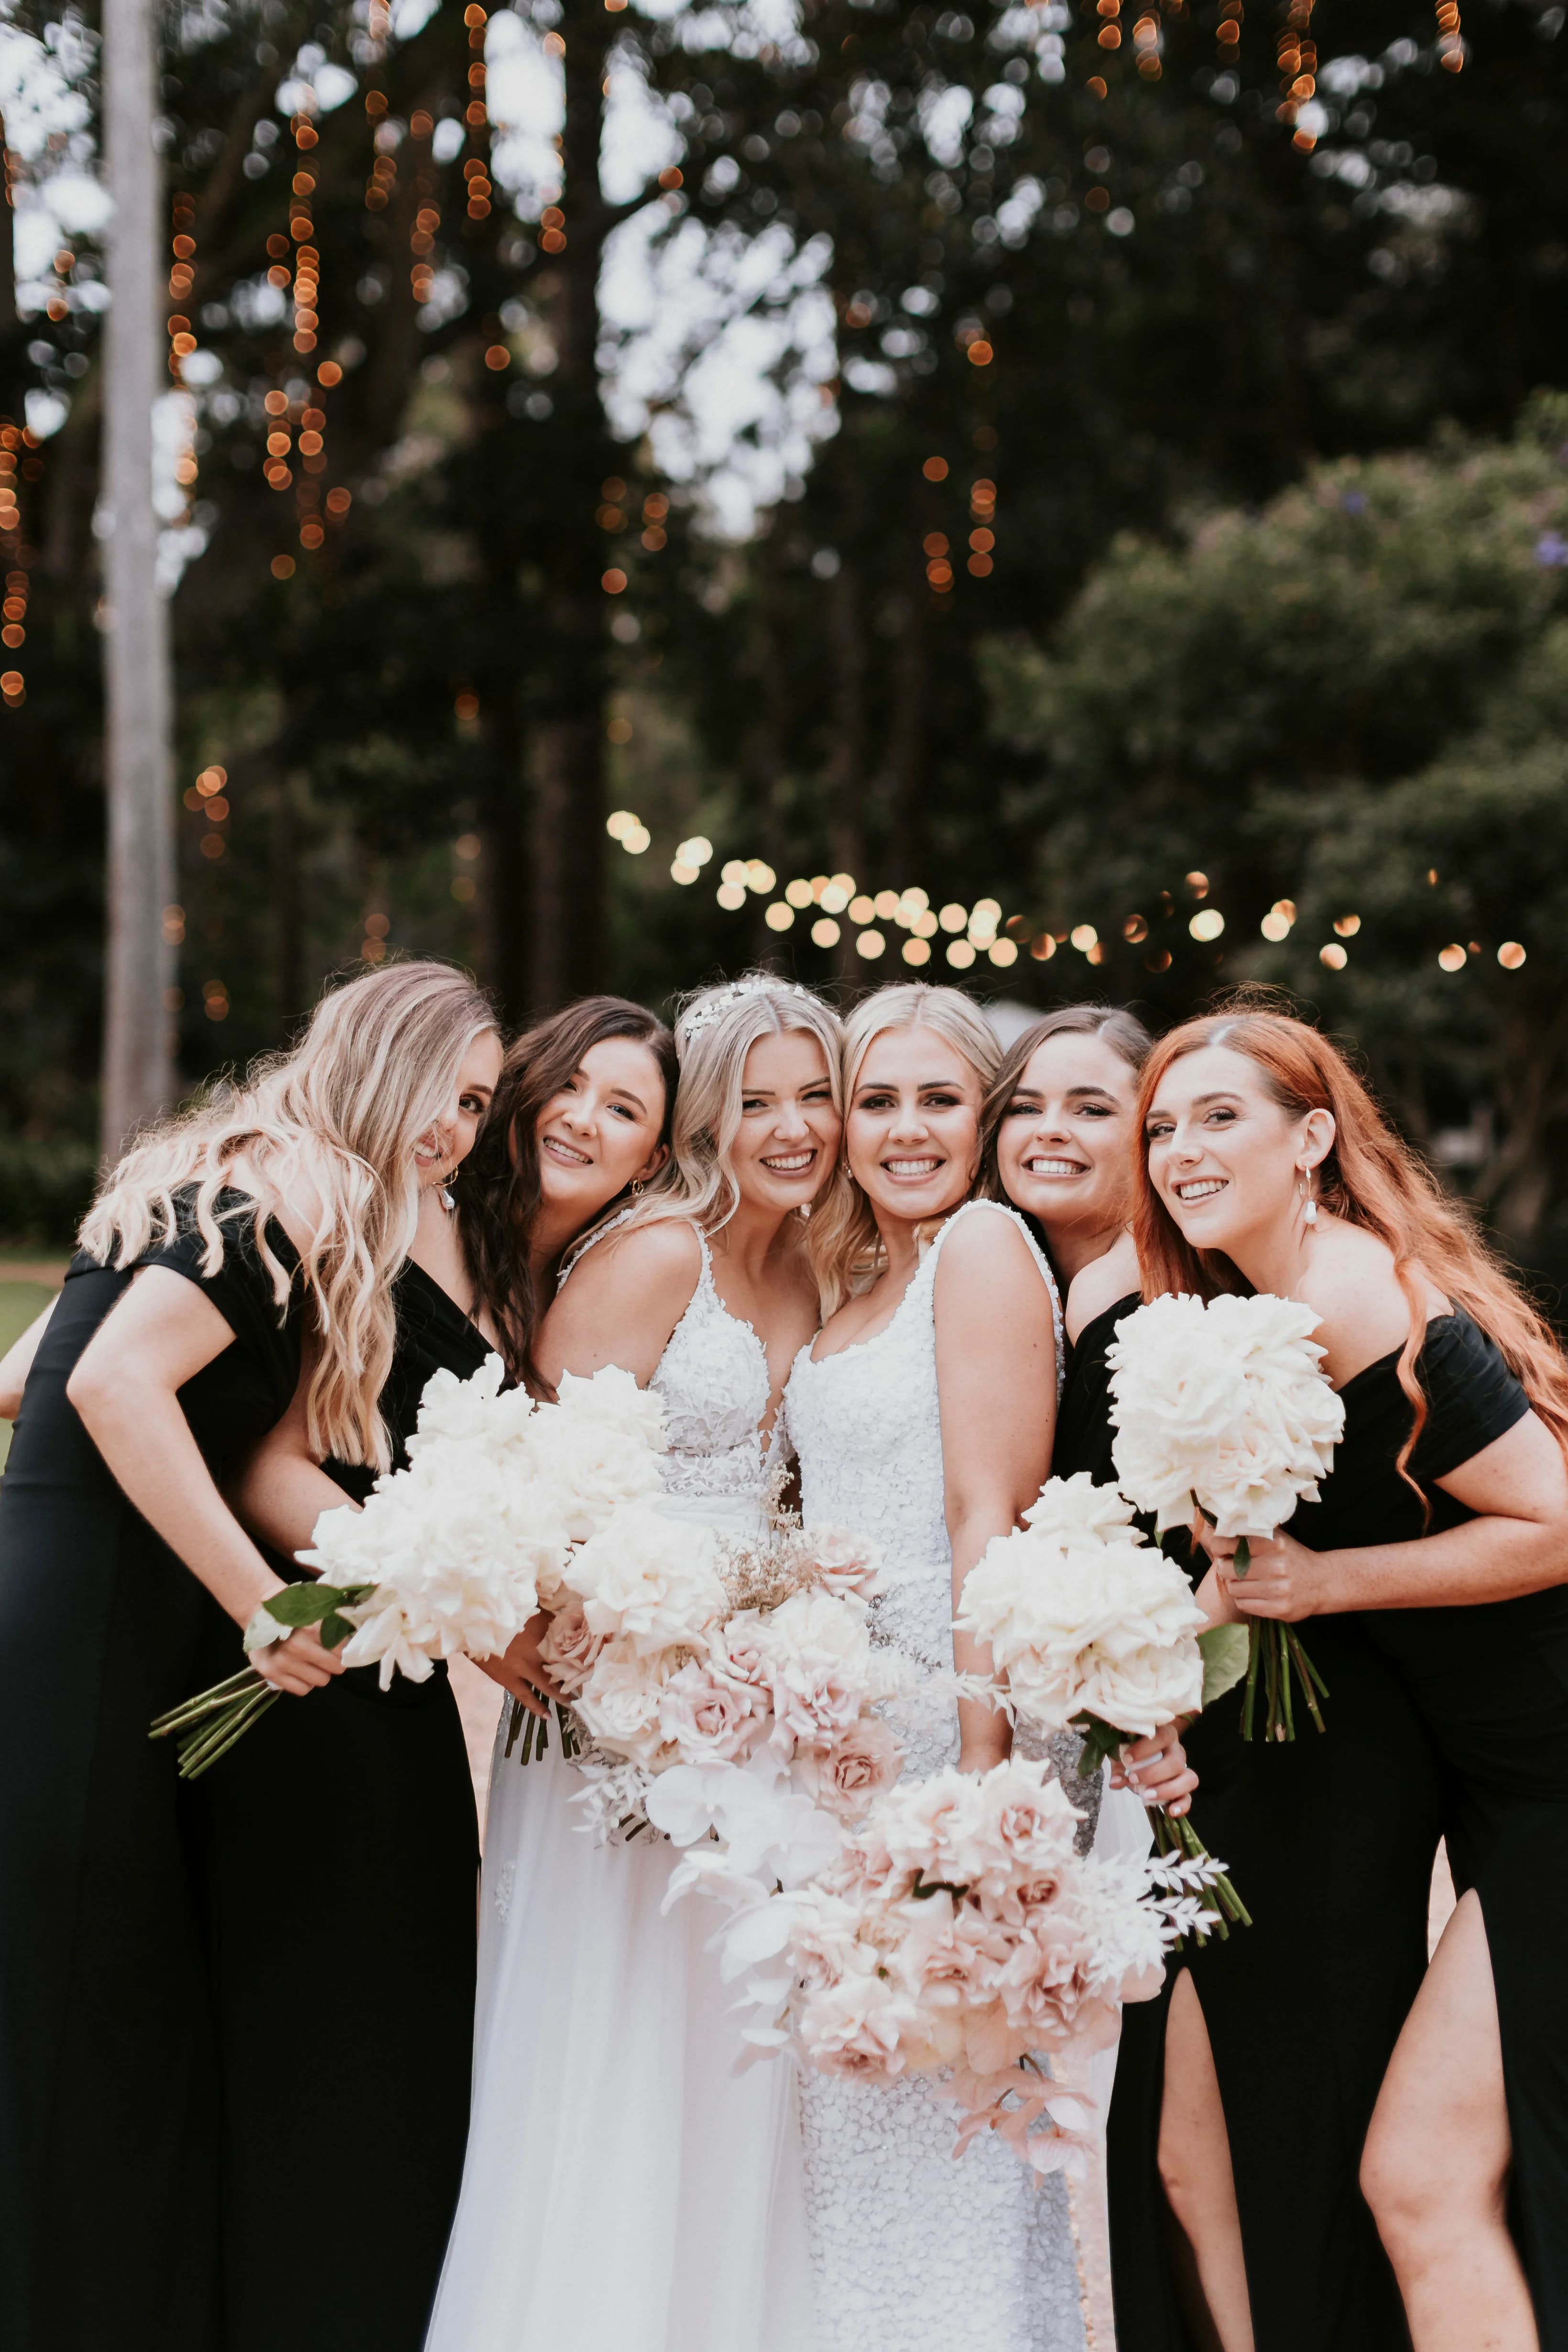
[197,1259,486,2352]
[1345,1310,1568,2350]
[1059,1296,1444,2352]
[0,1192,304,2352]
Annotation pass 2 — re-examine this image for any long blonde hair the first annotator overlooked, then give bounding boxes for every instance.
[583,974,843,1253]
[806,981,1003,1316]
[81,960,498,1469]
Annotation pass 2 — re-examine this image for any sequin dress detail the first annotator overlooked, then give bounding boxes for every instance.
[424,1222,816,2352]
[784,1200,1088,2352]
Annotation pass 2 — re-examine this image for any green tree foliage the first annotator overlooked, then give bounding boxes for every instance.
[988,393,1568,1270]
[0,0,1566,1212]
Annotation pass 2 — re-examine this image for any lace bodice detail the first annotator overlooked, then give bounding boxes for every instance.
[786,1200,1063,1695]
[561,1216,784,1527]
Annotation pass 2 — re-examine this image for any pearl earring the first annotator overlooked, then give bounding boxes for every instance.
[1298,1170,1318,1226]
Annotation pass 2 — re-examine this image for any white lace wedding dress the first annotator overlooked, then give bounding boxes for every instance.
[784,1199,1089,2352]
[424,1225,818,2352]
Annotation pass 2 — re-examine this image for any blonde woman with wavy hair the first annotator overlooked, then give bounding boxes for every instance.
[781,979,1191,2352]
[425,974,842,2352]
[0,959,499,2352]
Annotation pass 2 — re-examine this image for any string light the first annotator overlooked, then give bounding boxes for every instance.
[1498,942,1526,969]
[0,412,36,706]
[1436,0,1463,72]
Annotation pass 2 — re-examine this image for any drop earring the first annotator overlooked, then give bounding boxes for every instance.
[1298,1169,1318,1226]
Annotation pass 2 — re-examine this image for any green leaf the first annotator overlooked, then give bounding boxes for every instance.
[1198,1622,1252,1708]
[318,1612,355,1651]
[261,1580,373,1628]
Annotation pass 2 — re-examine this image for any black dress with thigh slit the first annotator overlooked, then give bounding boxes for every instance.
[0,1191,303,2352]
[1059,1296,1447,2352]
[196,1259,485,2352]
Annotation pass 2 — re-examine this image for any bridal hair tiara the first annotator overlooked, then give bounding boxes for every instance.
[675,976,820,1051]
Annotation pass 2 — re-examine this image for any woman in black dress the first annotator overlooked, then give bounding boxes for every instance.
[225,997,675,2349]
[1129,1007,1568,2352]
[0,960,496,2352]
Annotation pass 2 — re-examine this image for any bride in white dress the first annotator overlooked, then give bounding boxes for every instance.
[785,981,1186,2352]
[424,975,843,2352]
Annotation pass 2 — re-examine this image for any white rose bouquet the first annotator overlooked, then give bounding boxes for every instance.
[689,1755,1222,2175]
[150,1360,665,1779]
[1105,1292,1345,1743]
[957,1476,1251,1937]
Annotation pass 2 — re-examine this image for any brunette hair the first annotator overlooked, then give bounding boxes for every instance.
[1132,1003,1568,1476]
[977,1003,1153,1205]
[458,995,676,1393]
[806,981,1002,1316]
[81,960,498,1470]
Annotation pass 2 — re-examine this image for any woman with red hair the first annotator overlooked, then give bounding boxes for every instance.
[1108,1003,1568,2352]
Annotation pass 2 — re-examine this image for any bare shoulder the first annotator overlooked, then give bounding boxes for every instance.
[933,1205,1053,1324]
[1297,1218,1448,1386]
[560,1216,703,1311]
[1065,1231,1141,1345]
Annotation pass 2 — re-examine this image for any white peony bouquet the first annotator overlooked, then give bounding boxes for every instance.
[684,1755,1222,2176]
[956,1475,1250,1936]
[1105,1292,1345,1742]
[151,1360,666,1778]
[516,1515,913,1847]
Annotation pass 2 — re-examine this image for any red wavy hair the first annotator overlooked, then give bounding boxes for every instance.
[1132,1005,1568,1480]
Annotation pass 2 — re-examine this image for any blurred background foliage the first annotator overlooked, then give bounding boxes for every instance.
[1,0,1567,1285]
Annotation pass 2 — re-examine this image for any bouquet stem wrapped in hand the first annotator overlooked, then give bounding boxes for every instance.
[1106,1293,1345,1744]
[150,1359,669,1779]
[957,1475,1251,1939]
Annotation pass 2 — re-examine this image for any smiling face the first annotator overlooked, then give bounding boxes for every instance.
[996,1031,1140,1243]
[413,1029,503,1189]
[729,1027,842,1215]
[846,1022,987,1229]
[532,1035,669,1223]
[1143,1043,1332,1265]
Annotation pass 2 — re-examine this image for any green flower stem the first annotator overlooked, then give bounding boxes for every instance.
[178,1688,280,1780]
[150,1668,261,1739]
[1153,1807,1252,1938]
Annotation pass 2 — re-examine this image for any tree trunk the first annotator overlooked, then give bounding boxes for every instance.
[99,0,176,1158]
[746,534,792,964]
[525,0,619,1011]
[877,582,925,886]
[272,768,306,1036]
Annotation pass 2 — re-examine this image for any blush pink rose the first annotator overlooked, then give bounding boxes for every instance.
[657,1659,770,1764]
[808,1528,890,1599]
[795,1718,904,1822]
[537,1598,606,1696]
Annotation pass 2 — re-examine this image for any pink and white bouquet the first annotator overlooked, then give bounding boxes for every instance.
[957,1474,1250,1935]
[1106,1292,1344,1742]
[522,1515,915,1846]
[695,1755,1213,2177]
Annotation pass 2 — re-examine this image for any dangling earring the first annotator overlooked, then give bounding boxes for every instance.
[1298,1169,1318,1226]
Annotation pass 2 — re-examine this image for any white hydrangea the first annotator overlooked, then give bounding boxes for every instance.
[1106,1291,1344,1540]
[564,1502,728,1653]
[957,1476,1208,1738]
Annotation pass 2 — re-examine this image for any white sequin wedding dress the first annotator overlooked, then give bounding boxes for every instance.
[424,1225,818,2352]
[784,1199,1089,2352]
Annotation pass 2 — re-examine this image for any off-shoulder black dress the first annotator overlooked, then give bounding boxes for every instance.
[1060,1297,1448,2352]
[198,1260,485,2352]
[0,1194,304,2352]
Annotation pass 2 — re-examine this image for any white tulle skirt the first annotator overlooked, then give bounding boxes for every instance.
[423,1715,818,2352]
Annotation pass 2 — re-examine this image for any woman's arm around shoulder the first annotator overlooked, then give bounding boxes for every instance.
[536,1218,705,1388]
[0,1295,57,1418]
